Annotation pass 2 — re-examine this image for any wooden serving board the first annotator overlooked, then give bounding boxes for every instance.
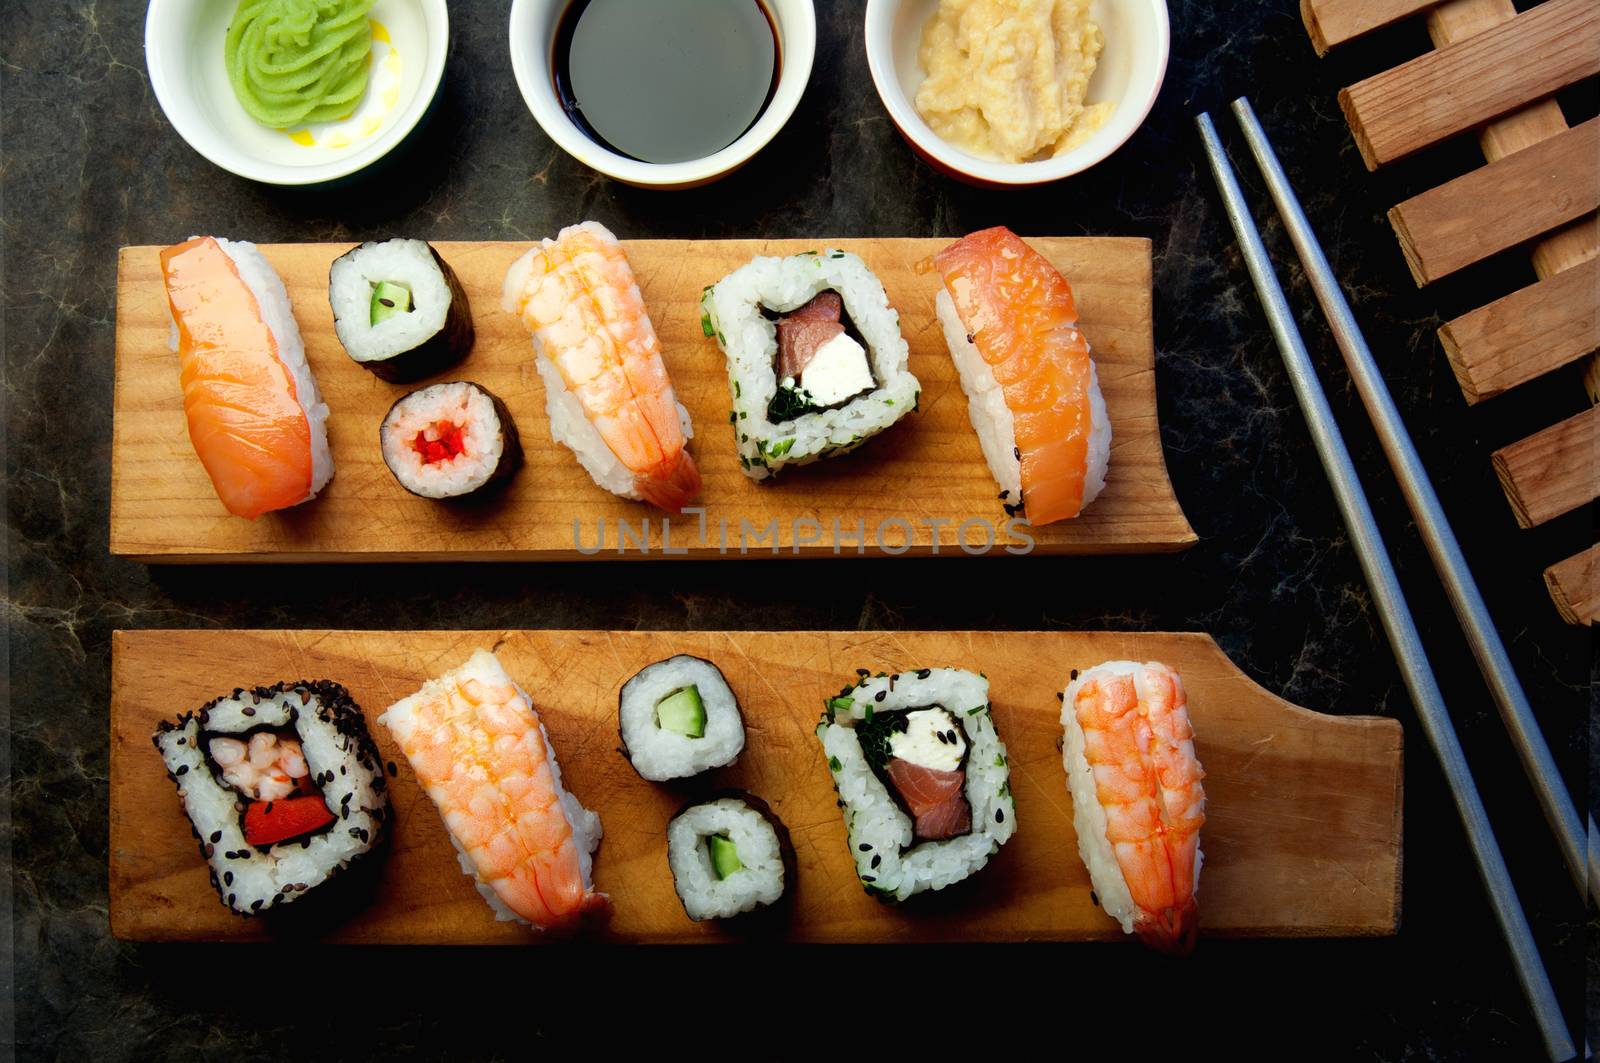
[110,238,1195,561]
[109,629,1402,944]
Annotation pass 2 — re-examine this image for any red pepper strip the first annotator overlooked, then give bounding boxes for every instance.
[243,794,336,847]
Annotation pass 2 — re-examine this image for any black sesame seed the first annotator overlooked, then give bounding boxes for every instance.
[1070,669,1079,681]
[210,831,221,843]
[856,668,870,677]
[965,332,975,344]
[1056,692,1065,701]
[227,893,236,905]
[858,843,872,852]
[176,737,186,745]
[175,764,189,776]
[386,761,398,777]
[916,669,931,679]
[203,844,214,857]
[936,731,948,744]
[251,899,263,911]
[1013,446,1021,460]
[861,875,876,883]
[224,871,233,886]
[242,706,255,717]
[995,808,1005,823]
[1089,891,1100,907]
[870,854,881,869]
[874,690,886,703]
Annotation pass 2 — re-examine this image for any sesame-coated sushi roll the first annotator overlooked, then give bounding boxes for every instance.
[817,668,1016,901]
[1062,661,1206,954]
[618,655,745,781]
[379,649,606,930]
[330,238,475,383]
[379,381,522,499]
[666,793,793,923]
[151,680,389,916]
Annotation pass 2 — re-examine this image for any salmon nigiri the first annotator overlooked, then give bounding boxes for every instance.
[502,221,700,512]
[1062,661,1206,954]
[924,226,1109,525]
[160,236,331,519]
[379,649,607,930]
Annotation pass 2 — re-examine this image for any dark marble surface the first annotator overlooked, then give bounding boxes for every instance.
[4,1,1593,1058]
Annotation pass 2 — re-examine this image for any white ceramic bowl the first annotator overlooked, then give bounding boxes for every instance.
[508,0,816,189]
[145,0,449,186]
[865,0,1169,186]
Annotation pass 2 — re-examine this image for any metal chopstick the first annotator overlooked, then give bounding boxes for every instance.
[1231,96,1595,908]
[1196,112,1575,1063]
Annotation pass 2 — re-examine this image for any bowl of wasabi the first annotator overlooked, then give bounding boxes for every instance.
[145,0,449,185]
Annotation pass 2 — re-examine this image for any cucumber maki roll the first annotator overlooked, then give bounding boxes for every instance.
[330,238,474,382]
[666,793,792,922]
[379,381,522,499]
[618,655,744,781]
[700,250,920,479]
[151,680,389,917]
[818,667,1016,901]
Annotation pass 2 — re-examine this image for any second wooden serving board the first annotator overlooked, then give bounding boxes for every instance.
[111,237,1195,561]
[110,629,1402,943]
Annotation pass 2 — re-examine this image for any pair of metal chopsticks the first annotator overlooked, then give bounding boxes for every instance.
[1198,99,1583,1062]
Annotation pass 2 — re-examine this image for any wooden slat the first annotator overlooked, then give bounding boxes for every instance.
[1491,406,1600,528]
[1439,258,1600,403]
[1544,545,1599,625]
[108,629,1405,943]
[1301,0,1440,55]
[1388,119,1600,285]
[1338,0,1600,169]
[111,238,1197,561]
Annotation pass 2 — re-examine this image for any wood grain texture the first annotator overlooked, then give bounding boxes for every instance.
[108,629,1403,944]
[1439,257,1600,404]
[1426,1,1600,282]
[1544,545,1599,625]
[1388,119,1600,285]
[1491,406,1599,528]
[1338,0,1600,169]
[1301,0,1439,54]
[111,238,1194,562]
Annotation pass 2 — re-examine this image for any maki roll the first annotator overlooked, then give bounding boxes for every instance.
[817,668,1015,901]
[701,250,920,480]
[151,680,389,916]
[379,649,607,930]
[330,238,474,382]
[618,655,745,781]
[161,235,333,519]
[379,381,522,499]
[1062,661,1206,953]
[666,794,792,922]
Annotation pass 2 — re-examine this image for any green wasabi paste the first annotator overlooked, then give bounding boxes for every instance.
[225,0,375,129]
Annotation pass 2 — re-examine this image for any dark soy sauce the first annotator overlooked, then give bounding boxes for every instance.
[553,0,780,165]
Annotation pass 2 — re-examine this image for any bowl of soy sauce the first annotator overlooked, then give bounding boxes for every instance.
[510,0,815,188]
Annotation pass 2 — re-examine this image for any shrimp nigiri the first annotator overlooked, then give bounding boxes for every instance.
[160,236,332,519]
[502,221,701,512]
[923,226,1109,525]
[379,650,606,930]
[1061,660,1206,953]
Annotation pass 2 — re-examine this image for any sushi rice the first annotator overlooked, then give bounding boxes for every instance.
[701,250,920,479]
[152,680,388,916]
[818,668,1016,900]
